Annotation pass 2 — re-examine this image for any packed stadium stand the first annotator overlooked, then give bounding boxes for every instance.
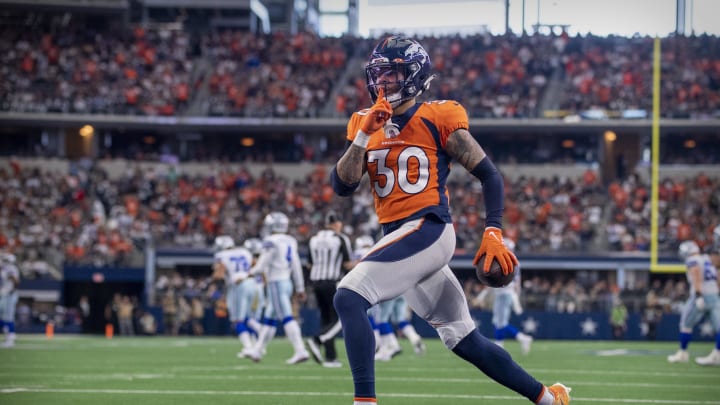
[0,1,718,340]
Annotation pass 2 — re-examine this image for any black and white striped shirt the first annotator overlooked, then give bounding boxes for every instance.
[308,229,352,281]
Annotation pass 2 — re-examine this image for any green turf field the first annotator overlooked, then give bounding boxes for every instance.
[0,335,718,404]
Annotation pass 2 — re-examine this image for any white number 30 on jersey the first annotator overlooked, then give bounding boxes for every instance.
[368,147,430,197]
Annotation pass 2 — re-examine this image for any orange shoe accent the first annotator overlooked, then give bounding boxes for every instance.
[353,397,377,403]
[45,322,54,339]
[548,383,572,405]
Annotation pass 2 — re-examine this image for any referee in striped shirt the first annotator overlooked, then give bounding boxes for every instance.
[305,211,353,367]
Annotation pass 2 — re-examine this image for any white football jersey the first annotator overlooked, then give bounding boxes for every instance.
[685,253,719,296]
[252,233,304,292]
[0,263,20,296]
[214,247,254,285]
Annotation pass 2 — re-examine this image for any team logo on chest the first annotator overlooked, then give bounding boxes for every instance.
[384,122,401,139]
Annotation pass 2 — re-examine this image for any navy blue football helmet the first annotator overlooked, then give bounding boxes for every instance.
[365,35,436,107]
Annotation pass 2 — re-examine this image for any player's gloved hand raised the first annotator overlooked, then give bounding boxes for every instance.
[360,87,392,134]
[473,227,518,275]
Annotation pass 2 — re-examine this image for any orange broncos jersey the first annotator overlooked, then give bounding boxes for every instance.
[347,100,469,225]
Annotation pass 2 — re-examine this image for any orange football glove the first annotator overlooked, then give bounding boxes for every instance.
[360,88,393,134]
[473,227,519,275]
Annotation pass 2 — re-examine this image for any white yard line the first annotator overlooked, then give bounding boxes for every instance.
[0,372,718,391]
[0,387,719,404]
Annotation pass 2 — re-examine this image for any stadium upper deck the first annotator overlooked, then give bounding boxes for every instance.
[1,12,718,119]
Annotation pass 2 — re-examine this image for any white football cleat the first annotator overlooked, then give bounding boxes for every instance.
[667,350,689,363]
[286,351,310,365]
[245,348,263,362]
[237,348,254,359]
[695,349,720,366]
[413,340,426,355]
[322,360,342,368]
[518,334,533,355]
[374,345,402,361]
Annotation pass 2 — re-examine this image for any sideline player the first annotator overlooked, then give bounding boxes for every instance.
[667,240,720,365]
[0,252,20,348]
[330,35,571,405]
[246,212,309,364]
[212,235,258,357]
[243,238,266,339]
[374,295,426,361]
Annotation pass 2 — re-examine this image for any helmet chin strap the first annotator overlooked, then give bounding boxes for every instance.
[380,74,437,108]
[385,91,403,108]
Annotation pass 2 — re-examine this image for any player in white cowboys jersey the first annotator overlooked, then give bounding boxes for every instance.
[374,295,426,361]
[475,239,533,355]
[668,240,720,365]
[212,236,257,357]
[0,252,20,348]
[243,238,266,340]
[246,212,309,364]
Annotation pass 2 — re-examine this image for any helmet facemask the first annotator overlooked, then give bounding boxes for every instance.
[365,36,436,108]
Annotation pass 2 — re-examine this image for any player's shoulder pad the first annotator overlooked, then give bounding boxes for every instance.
[423,99,466,112]
[422,99,469,126]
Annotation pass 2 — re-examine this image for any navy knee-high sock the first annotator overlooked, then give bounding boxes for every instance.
[452,329,544,402]
[334,288,375,400]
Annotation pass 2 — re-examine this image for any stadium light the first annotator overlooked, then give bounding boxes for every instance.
[241,137,255,147]
[604,130,617,142]
[79,125,94,138]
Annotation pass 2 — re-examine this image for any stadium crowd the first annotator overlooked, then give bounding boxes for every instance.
[2,23,719,119]
[1,158,718,273]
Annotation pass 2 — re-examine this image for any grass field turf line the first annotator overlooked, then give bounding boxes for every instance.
[0,335,718,404]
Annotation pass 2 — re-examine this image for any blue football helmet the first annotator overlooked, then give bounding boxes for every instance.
[365,35,436,108]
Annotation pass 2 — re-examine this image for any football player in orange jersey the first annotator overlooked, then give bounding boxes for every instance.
[330,35,571,405]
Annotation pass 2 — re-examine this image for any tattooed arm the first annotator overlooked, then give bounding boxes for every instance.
[444,128,488,171]
[336,143,368,185]
[331,141,367,197]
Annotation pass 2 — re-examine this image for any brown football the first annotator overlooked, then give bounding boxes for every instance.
[475,254,516,288]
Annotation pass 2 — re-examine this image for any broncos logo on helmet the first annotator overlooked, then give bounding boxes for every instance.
[365,35,436,108]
